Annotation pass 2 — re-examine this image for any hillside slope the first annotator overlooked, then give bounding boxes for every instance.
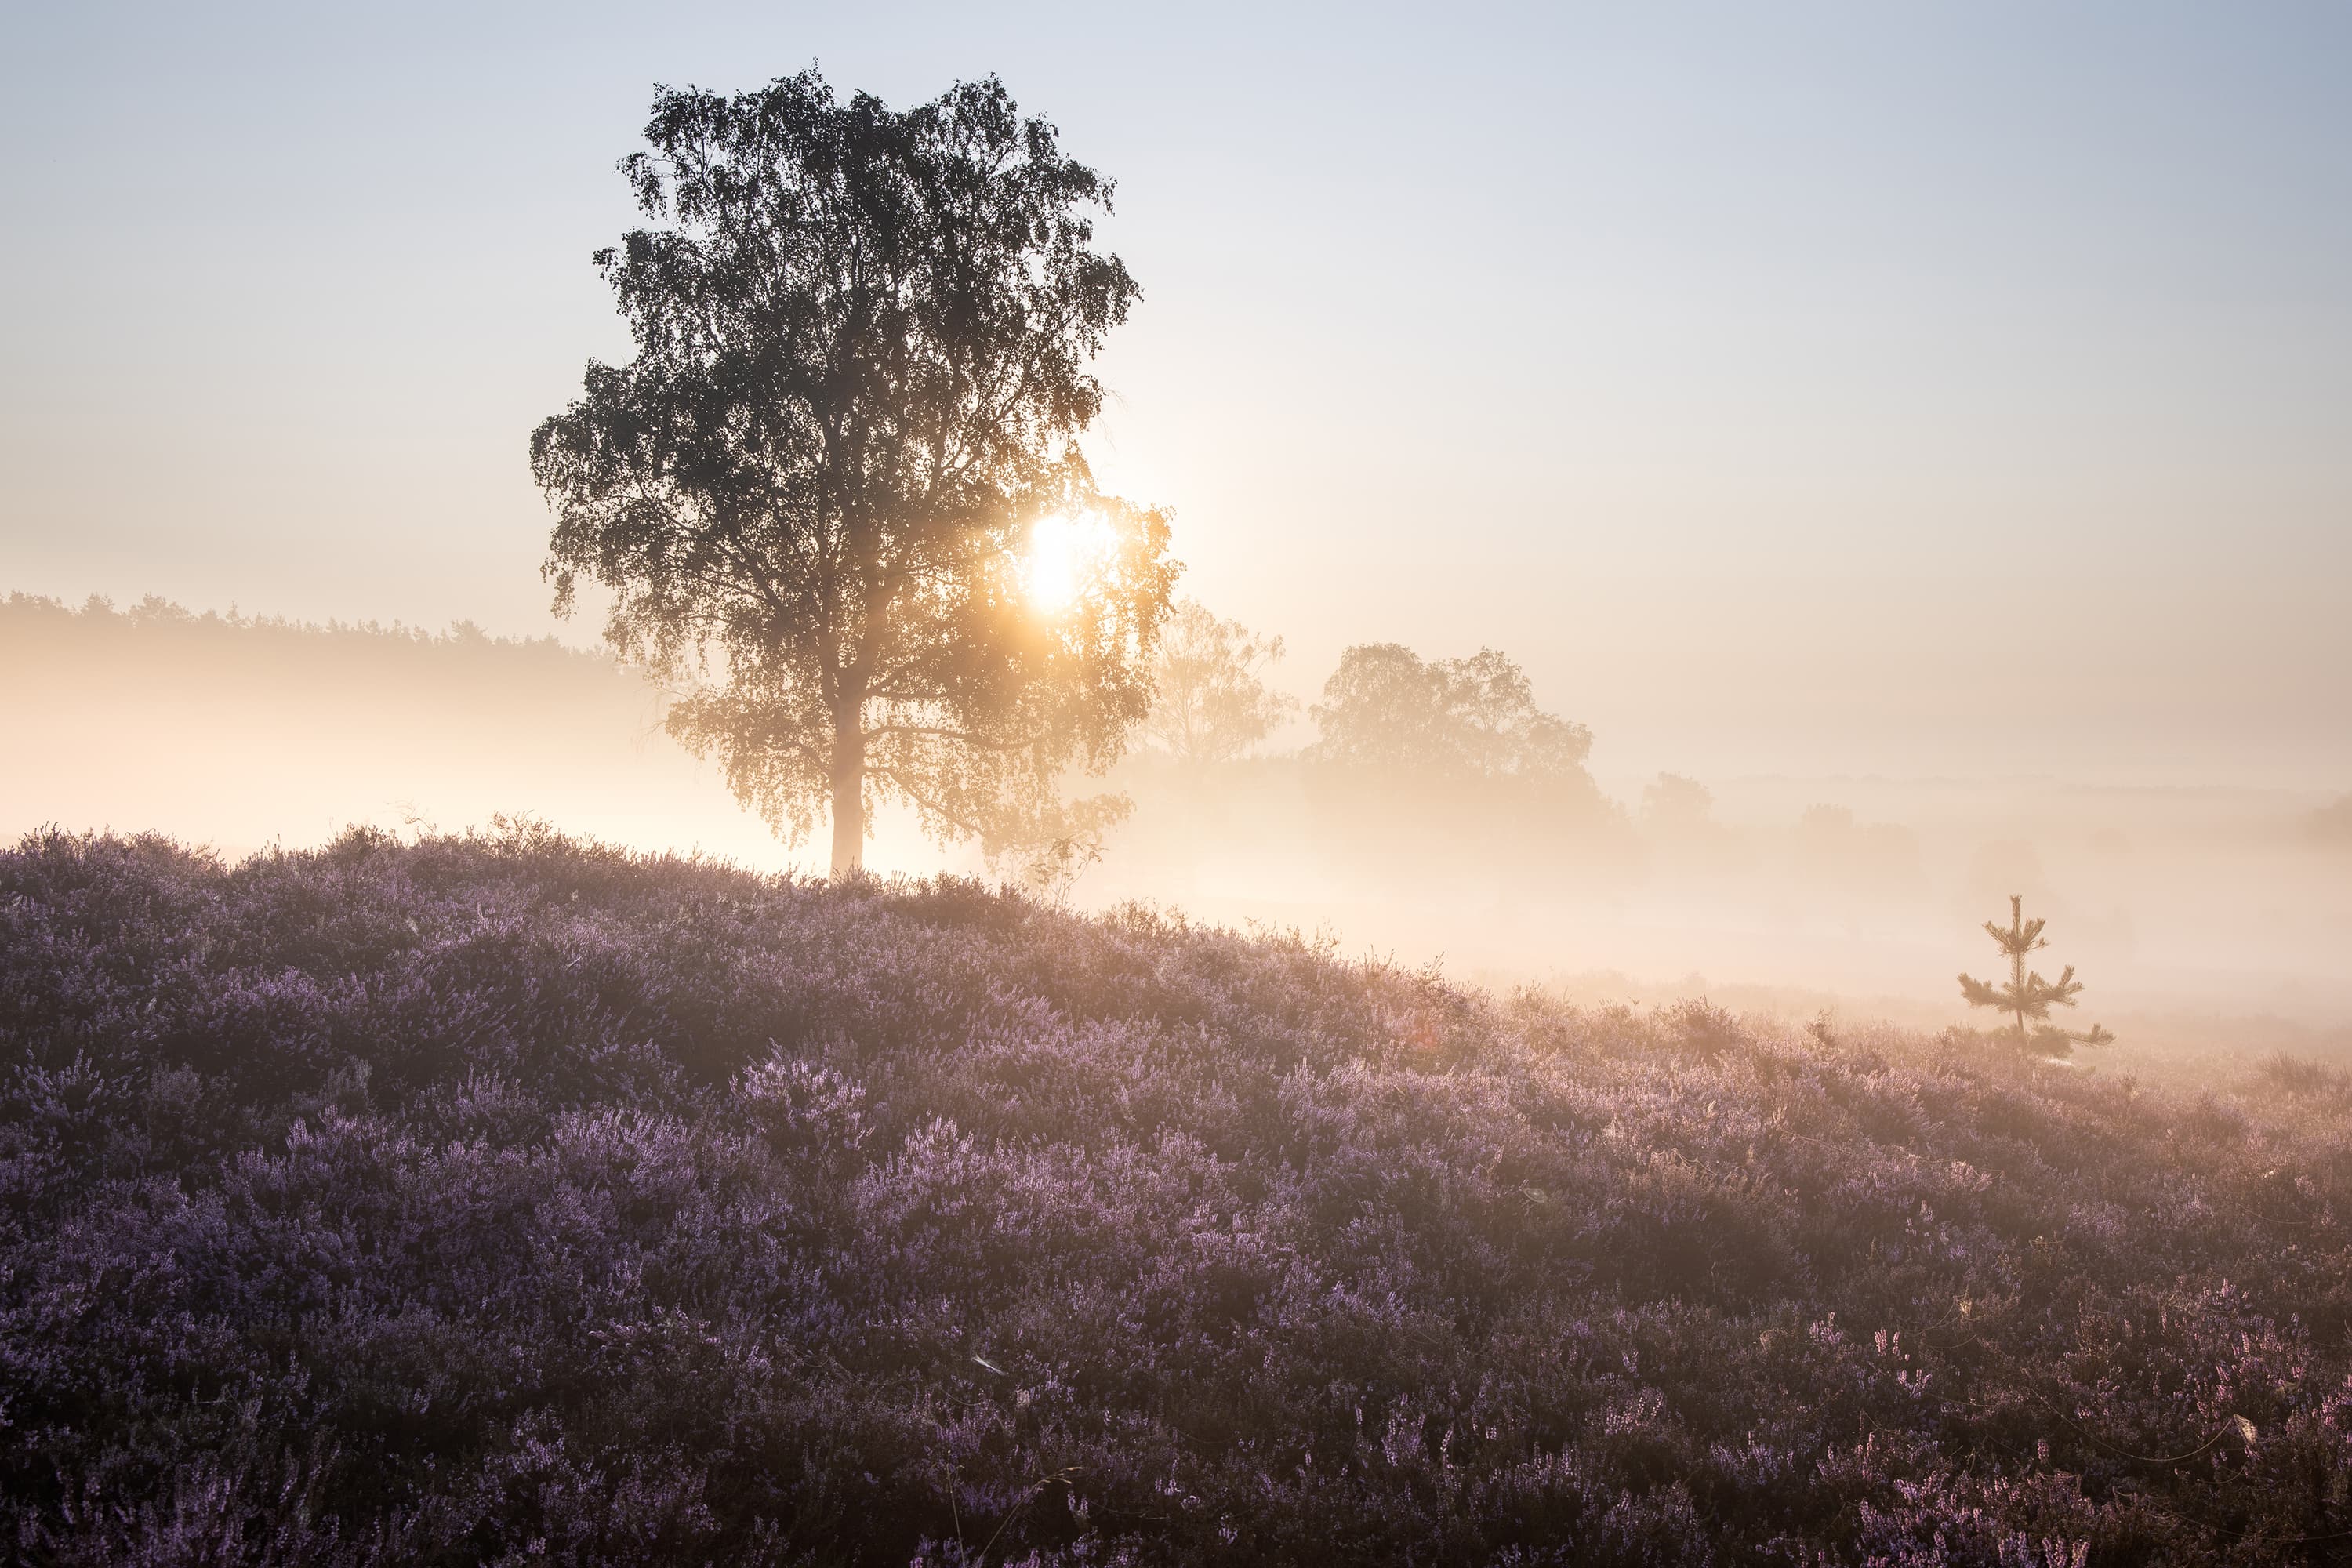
[3,829,2348,1565]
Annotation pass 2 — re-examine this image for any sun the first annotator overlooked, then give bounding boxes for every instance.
[1020,511,1116,612]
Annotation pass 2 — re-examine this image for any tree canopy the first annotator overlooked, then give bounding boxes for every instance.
[1141,600,1296,764]
[531,71,1176,874]
[1642,772,1715,830]
[1308,643,1592,783]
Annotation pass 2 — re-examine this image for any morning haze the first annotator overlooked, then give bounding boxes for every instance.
[11,9,2352,1559]
[4,5,2347,1020]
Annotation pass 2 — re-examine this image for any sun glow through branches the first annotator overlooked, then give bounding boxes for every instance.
[1021,511,1118,613]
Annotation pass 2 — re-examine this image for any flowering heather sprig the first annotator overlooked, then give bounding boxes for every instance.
[1,826,2346,1564]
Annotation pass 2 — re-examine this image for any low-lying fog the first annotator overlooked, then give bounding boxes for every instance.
[9,592,2347,1077]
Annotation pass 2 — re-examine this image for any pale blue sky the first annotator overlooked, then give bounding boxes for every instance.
[4,2,2347,782]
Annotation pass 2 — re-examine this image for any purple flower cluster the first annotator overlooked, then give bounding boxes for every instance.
[3,827,2347,1564]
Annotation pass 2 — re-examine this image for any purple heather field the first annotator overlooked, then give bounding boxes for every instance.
[3,825,2348,1565]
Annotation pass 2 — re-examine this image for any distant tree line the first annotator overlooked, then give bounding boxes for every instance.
[0,592,607,673]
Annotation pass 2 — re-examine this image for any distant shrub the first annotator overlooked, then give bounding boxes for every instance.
[2258,1050,2350,1100]
[1,829,2345,1563]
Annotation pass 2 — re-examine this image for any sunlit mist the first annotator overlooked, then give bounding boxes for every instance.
[1020,511,1117,614]
[6,16,2352,1556]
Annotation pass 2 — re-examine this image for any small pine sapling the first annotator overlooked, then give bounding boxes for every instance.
[1958,894,2116,1057]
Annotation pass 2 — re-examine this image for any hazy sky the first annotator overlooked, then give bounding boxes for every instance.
[5,2,2347,786]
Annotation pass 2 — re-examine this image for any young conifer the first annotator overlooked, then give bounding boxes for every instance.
[1958,894,2116,1057]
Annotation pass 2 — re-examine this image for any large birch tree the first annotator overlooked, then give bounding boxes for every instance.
[532,71,1176,874]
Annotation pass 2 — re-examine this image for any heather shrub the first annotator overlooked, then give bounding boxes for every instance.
[2,827,2347,1563]
[2258,1051,2350,1103]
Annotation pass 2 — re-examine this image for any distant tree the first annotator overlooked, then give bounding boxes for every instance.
[2308,793,2352,846]
[1141,600,1297,764]
[1308,644,1592,782]
[1799,803,1856,839]
[1642,773,1715,831]
[531,71,1177,876]
[1958,895,2115,1056]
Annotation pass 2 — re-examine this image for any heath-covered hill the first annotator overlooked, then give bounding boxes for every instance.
[3,829,2349,1565]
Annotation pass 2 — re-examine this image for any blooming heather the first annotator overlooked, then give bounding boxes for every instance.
[2,827,2347,1564]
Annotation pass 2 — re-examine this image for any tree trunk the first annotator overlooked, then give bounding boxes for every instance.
[829,720,866,877]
